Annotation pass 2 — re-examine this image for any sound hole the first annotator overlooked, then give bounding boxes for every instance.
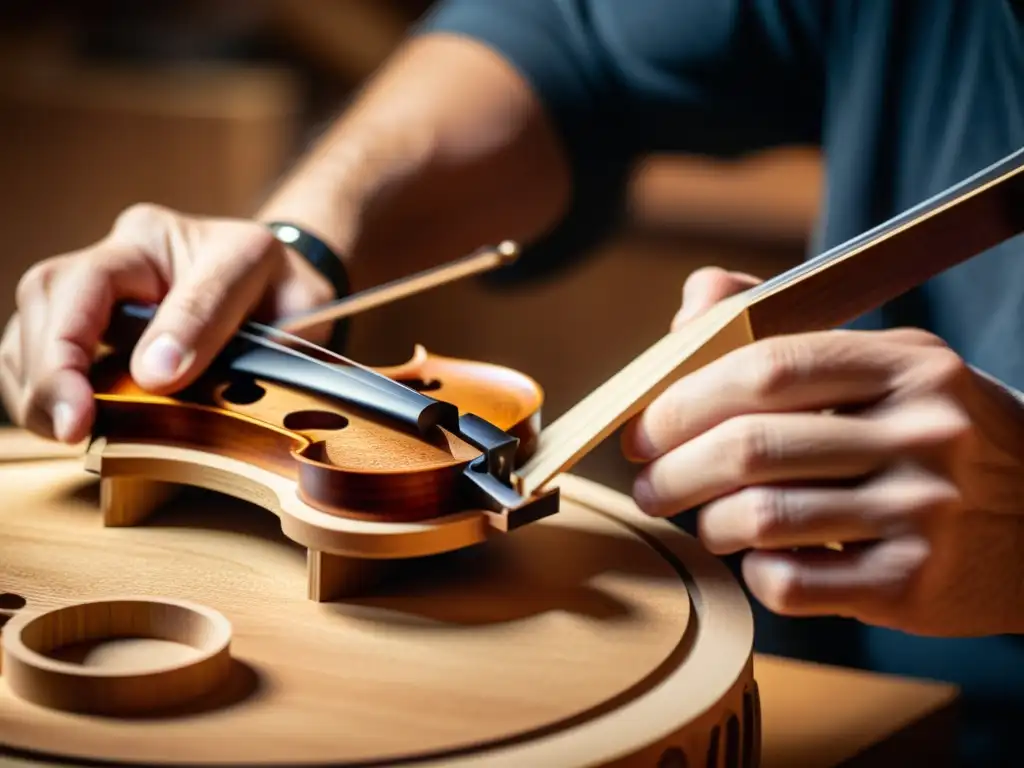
[221,379,266,405]
[283,410,349,431]
[400,378,441,392]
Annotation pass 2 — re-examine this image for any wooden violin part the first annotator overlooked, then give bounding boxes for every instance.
[96,302,559,530]
[89,343,543,525]
[85,335,560,601]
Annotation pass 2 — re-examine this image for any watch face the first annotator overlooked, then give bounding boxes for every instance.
[272,223,303,246]
[266,222,350,302]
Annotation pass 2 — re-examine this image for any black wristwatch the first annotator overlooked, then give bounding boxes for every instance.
[266,221,351,351]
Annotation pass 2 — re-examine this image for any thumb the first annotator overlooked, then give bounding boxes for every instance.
[130,222,282,393]
[671,266,762,331]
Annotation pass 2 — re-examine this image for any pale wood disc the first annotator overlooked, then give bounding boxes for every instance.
[0,457,755,767]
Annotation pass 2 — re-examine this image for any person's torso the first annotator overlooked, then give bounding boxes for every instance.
[806,3,1024,763]
[819,0,1024,388]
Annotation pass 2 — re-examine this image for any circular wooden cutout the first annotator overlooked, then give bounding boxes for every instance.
[0,458,753,766]
[2,597,232,716]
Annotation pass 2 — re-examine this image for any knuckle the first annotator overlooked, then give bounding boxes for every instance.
[925,347,970,390]
[928,395,973,446]
[1,331,20,371]
[112,202,168,235]
[166,288,218,330]
[15,259,59,306]
[727,416,778,476]
[747,488,791,546]
[885,326,946,348]
[746,338,809,398]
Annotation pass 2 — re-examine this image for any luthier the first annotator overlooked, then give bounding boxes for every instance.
[0,145,1020,766]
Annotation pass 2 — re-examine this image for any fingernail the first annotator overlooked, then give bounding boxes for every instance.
[53,402,75,442]
[139,333,187,382]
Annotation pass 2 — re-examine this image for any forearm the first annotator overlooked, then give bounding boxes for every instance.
[257,33,571,292]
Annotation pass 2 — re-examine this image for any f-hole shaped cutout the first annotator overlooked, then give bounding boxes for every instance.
[0,593,26,611]
[0,592,27,630]
[283,410,349,432]
[399,378,441,392]
[220,379,266,405]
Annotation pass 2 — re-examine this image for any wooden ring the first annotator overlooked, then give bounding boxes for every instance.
[0,597,233,716]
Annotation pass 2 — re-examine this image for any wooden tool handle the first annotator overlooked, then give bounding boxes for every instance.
[749,148,1024,336]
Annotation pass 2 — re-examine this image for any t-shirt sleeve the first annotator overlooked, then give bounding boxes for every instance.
[415,0,826,283]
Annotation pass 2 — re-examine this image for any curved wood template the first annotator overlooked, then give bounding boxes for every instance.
[87,437,497,601]
[0,455,758,767]
[87,438,492,558]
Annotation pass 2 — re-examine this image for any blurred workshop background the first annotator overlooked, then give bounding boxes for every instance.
[0,0,822,492]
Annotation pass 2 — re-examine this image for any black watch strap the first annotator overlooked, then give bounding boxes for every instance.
[266,222,350,299]
[266,221,351,351]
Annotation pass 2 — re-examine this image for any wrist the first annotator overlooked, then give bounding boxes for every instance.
[265,222,351,301]
[257,161,364,280]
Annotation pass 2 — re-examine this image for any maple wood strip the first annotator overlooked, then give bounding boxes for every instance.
[515,296,754,496]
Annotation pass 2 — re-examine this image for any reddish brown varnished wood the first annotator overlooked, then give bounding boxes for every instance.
[88,344,544,523]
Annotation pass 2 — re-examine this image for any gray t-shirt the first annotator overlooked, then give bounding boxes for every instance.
[419,1,1024,762]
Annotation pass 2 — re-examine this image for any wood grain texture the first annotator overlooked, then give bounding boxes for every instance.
[748,146,1024,337]
[515,293,755,496]
[2,597,232,716]
[88,438,493,565]
[0,454,757,767]
[90,343,544,524]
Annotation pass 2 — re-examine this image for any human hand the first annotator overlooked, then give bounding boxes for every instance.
[0,203,336,444]
[622,267,1024,637]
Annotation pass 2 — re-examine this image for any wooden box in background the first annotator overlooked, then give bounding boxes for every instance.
[0,61,302,336]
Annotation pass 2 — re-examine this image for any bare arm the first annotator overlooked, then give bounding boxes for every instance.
[259,33,572,291]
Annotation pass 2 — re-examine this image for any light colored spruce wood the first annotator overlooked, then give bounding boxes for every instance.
[0,430,86,463]
[0,431,962,766]
[1,597,232,716]
[515,293,754,497]
[86,438,493,601]
[0,450,761,767]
